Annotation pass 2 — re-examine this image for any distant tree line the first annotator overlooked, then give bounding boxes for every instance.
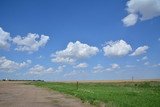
[1,79,45,82]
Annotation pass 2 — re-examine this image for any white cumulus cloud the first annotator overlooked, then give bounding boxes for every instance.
[93,63,120,73]
[12,33,49,53]
[55,65,66,73]
[122,14,138,26]
[93,64,104,73]
[51,41,99,64]
[0,56,31,72]
[122,0,160,26]
[131,46,149,56]
[106,63,120,71]
[28,64,54,75]
[29,65,66,75]
[103,40,132,57]
[111,63,120,69]
[74,63,88,68]
[0,27,11,50]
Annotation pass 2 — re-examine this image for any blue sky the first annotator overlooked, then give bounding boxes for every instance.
[0,0,160,81]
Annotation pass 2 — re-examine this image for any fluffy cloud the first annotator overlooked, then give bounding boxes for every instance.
[0,56,31,72]
[93,64,104,73]
[12,33,49,53]
[122,0,160,26]
[130,46,149,56]
[122,14,138,26]
[55,65,66,73]
[28,65,54,75]
[93,63,120,73]
[51,41,99,64]
[28,65,66,75]
[103,40,132,57]
[111,63,120,69]
[106,63,120,71]
[0,26,49,52]
[74,63,88,68]
[0,27,11,50]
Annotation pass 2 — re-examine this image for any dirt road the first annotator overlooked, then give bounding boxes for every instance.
[0,81,92,107]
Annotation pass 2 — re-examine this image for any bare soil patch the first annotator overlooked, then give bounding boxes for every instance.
[0,81,92,107]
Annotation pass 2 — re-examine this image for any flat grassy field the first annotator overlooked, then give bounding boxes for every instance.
[32,80,160,107]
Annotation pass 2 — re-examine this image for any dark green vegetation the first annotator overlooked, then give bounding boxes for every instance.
[31,81,160,107]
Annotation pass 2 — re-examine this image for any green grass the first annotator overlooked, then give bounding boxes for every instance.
[31,81,160,107]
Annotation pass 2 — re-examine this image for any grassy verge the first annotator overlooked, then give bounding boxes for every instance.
[31,81,160,107]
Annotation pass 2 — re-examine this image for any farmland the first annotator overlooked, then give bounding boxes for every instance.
[32,80,160,107]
